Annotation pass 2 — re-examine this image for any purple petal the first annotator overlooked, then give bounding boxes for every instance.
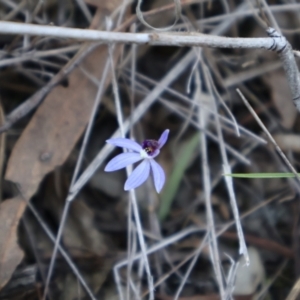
[151,149,160,158]
[105,153,142,172]
[124,160,150,191]
[149,159,165,193]
[158,129,170,149]
[106,138,142,152]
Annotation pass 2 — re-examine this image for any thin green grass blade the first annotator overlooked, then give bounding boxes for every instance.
[225,173,299,178]
[158,133,199,221]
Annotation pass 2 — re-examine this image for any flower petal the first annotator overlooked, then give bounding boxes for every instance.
[158,129,170,149]
[105,153,142,172]
[151,149,160,158]
[149,159,165,193]
[106,138,142,152]
[124,160,150,191]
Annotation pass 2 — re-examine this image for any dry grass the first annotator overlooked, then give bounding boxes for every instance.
[0,1,299,300]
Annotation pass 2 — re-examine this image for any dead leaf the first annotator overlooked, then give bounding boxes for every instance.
[1,2,127,292]
[264,71,297,129]
[5,47,117,199]
[5,35,122,199]
[84,0,123,12]
[274,133,300,153]
[0,197,26,290]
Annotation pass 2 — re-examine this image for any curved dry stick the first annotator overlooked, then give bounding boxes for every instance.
[267,27,300,111]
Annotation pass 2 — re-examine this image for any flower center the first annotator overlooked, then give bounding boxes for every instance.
[142,139,159,156]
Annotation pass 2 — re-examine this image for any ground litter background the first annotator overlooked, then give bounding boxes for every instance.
[0,0,300,299]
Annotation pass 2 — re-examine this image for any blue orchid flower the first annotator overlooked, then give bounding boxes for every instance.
[104,129,169,193]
